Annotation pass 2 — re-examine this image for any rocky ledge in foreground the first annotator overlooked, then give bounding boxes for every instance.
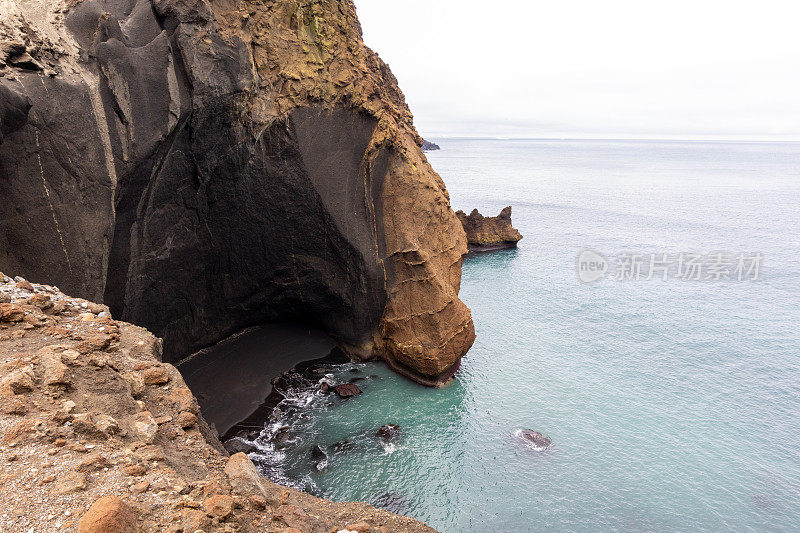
[456,207,523,252]
[0,273,437,533]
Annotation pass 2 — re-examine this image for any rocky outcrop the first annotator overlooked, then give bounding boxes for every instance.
[421,139,440,151]
[0,273,438,532]
[456,206,523,251]
[0,0,474,384]
[514,429,551,451]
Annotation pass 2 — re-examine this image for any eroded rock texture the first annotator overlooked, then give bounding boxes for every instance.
[0,0,474,384]
[456,206,523,251]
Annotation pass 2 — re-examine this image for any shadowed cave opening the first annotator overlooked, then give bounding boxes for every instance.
[177,322,337,437]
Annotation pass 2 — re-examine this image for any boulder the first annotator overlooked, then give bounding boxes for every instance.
[224,452,266,498]
[15,279,33,291]
[142,365,170,386]
[0,367,34,394]
[40,348,70,388]
[29,293,52,310]
[334,383,362,398]
[95,415,121,436]
[54,471,88,495]
[0,303,24,322]
[132,411,158,443]
[177,411,197,428]
[376,424,401,443]
[203,494,234,520]
[309,444,328,471]
[223,438,257,456]
[77,495,138,533]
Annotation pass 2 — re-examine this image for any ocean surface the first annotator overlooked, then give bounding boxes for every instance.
[245,139,800,532]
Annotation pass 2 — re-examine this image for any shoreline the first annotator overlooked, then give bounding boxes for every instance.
[0,274,439,532]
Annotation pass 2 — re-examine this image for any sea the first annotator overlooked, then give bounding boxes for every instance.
[241,139,800,532]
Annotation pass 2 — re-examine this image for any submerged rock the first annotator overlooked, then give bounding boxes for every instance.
[456,206,523,251]
[376,424,402,443]
[334,383,362,398]
[371,492,412,515]
[515,429,552,450]
[331,439,357,454]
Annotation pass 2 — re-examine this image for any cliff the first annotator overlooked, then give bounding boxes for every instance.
[456,207,523,251]
[0,273,436,532]
[0,0,474,384]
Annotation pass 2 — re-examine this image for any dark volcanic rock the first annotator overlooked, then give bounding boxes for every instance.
[376,424,401,443]
[309,445,328,471]
[331,439,356,454]
[456,206,523,251]
[0,0,475,385]
[223,438,258,456]
[334,383,362,398]
[0,81,30,144]
[516,429,552,450]
[421,139,440,151]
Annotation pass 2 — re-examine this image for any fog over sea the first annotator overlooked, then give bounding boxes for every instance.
[246,139,800,532]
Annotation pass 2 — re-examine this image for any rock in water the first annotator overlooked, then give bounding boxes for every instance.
[422,139,441,151]
[0,0,475,387]
[376,424,402,442]
[456,207,524,251]
[335,383,362,398]
[515,429,552,450]
[223,438,257,456]
[309,444,328,471]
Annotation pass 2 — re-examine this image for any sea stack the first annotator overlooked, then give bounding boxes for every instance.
[0,0,475,385]
[422,139,441,151]
[456,207,523,251]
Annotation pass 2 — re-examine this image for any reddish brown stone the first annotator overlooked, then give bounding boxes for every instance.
[15,279,34,291]
[142,365,170,386]
[0,303,24,322]
[203,494,234,520]
[77,495,137,532]
[334,383,362,398]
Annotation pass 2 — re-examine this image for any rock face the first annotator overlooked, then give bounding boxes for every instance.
[456,207,523,251]
[0,0,474,384]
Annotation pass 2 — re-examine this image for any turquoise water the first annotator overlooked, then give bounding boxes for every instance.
[248,140,800,532]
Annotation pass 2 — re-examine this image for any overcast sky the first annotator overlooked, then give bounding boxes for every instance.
[353,0,800,140]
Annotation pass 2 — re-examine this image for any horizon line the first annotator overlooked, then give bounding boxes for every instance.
[423,135,800,143]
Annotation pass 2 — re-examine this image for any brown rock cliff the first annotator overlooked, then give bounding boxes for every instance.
[0,0,474,384]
